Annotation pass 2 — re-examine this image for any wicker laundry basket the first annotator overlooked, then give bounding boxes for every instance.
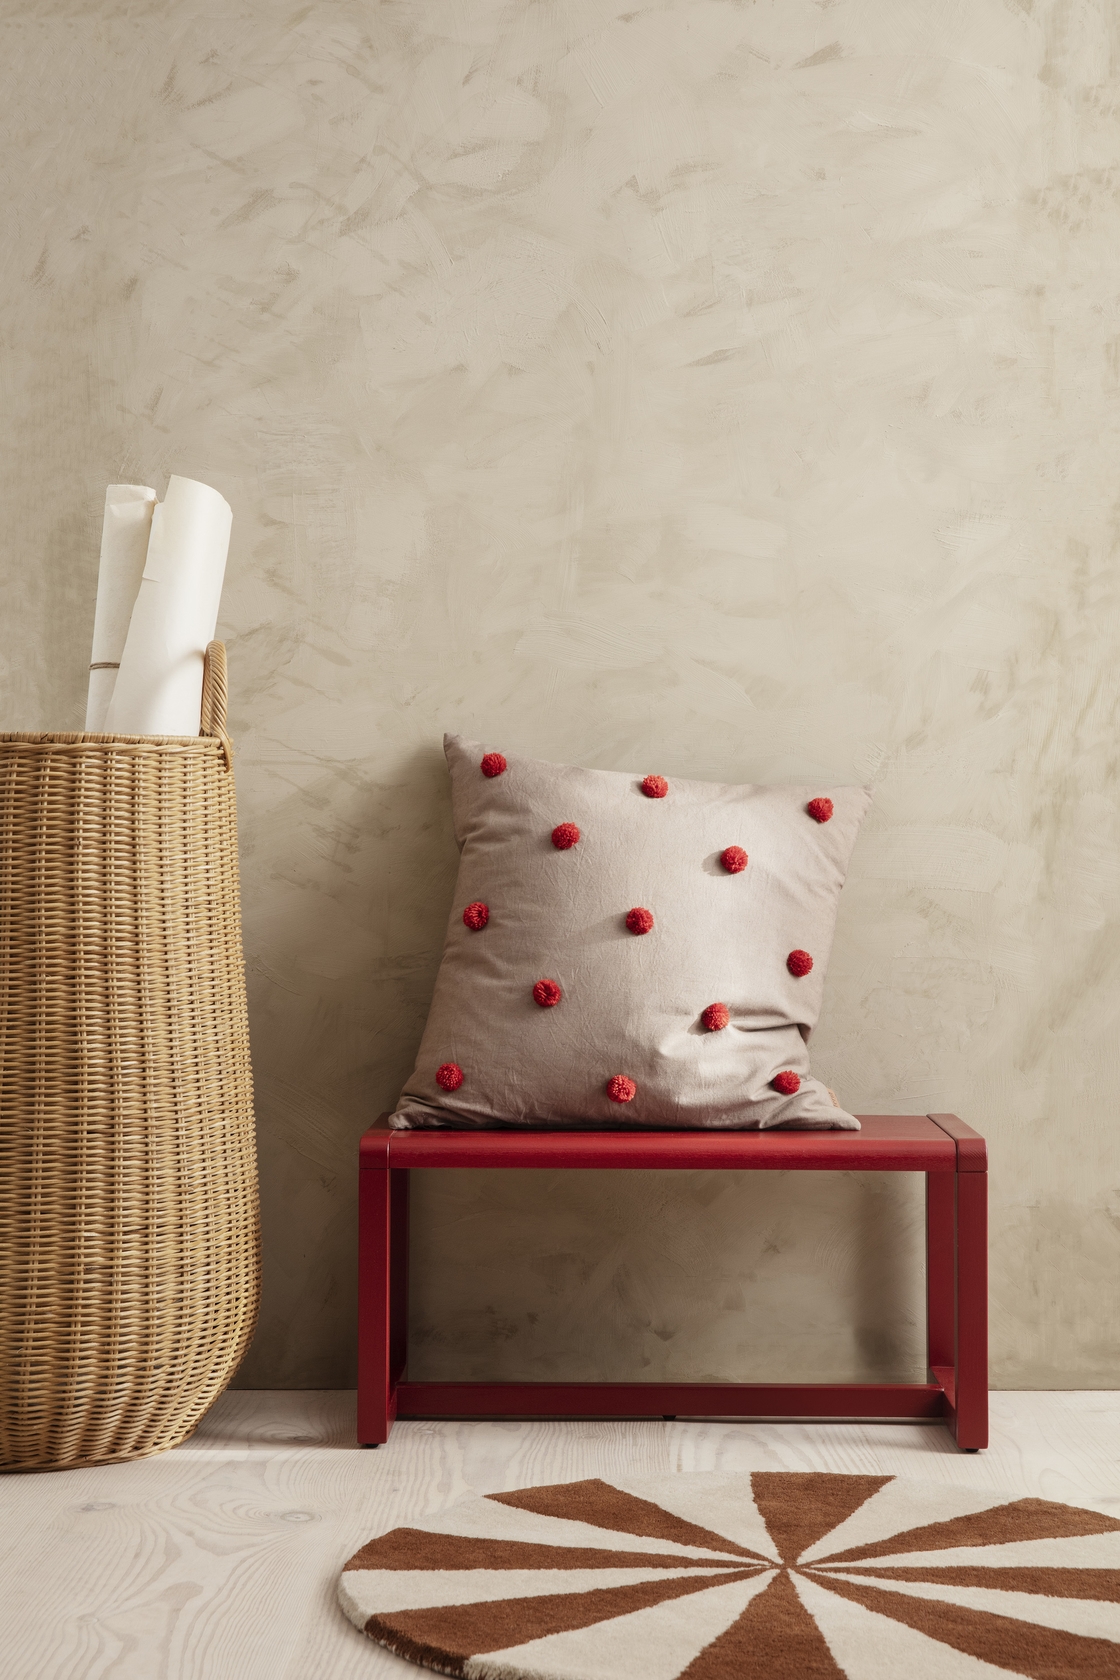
[0,643,260,1470]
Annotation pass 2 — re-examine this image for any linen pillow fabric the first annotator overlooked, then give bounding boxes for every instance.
[392,736,871,1131]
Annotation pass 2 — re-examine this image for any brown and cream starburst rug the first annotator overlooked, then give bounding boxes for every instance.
[338,1470,1120,1678]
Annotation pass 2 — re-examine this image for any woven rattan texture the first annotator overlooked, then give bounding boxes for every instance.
[0,645,260,1470]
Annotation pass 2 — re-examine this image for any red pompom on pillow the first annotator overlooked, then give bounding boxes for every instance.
[786,949,813,977]
[481,752,507,778]
[807,796,833,823]
[606,1074,637,1104]
[720,845,748,873]
[625,906,654,935]
[532,979,562,1008]
[436,1062,464,1091]
[772,1070,800,1095]
[701,1002,730,1031]
[551,822,580,850]
[641,774,668,798]
[462,901,489,930]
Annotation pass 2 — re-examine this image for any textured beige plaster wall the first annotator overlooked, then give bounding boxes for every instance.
[2,1,1118,1389]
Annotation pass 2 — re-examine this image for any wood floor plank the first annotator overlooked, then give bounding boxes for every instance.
[1,1393,1118,1680]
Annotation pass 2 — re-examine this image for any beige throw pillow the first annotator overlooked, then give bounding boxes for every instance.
[392,736,871,1131]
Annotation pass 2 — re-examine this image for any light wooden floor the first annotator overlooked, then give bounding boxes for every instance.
[2,1392,1119,1680]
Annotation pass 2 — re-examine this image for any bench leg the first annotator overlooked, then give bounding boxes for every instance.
[390,1167,410,1392]
[927,1168,988,1450]
[954,1170,988,1450]
[926,1172,955,1375]
[358,1165,404,1445]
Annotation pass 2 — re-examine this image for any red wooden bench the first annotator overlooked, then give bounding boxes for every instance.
[358,1113,987,1451]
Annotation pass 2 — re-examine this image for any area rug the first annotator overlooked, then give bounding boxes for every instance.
[338,1470,1120,1678]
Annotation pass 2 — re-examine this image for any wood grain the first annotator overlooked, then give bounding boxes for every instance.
[1,1391,1117,1679]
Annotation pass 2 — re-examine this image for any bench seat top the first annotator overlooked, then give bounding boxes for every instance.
[361,1113,982,1172]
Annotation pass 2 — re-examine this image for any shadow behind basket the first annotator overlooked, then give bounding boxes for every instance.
[0,643,260,1470]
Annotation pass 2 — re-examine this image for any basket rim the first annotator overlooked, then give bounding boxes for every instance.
[0,731,226,751]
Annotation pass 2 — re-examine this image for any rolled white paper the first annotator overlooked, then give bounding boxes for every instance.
[105,476,232,736]
[84,484,157,731]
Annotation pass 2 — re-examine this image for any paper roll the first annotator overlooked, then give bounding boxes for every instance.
[105,476,232,737]
[84,485,157,732]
